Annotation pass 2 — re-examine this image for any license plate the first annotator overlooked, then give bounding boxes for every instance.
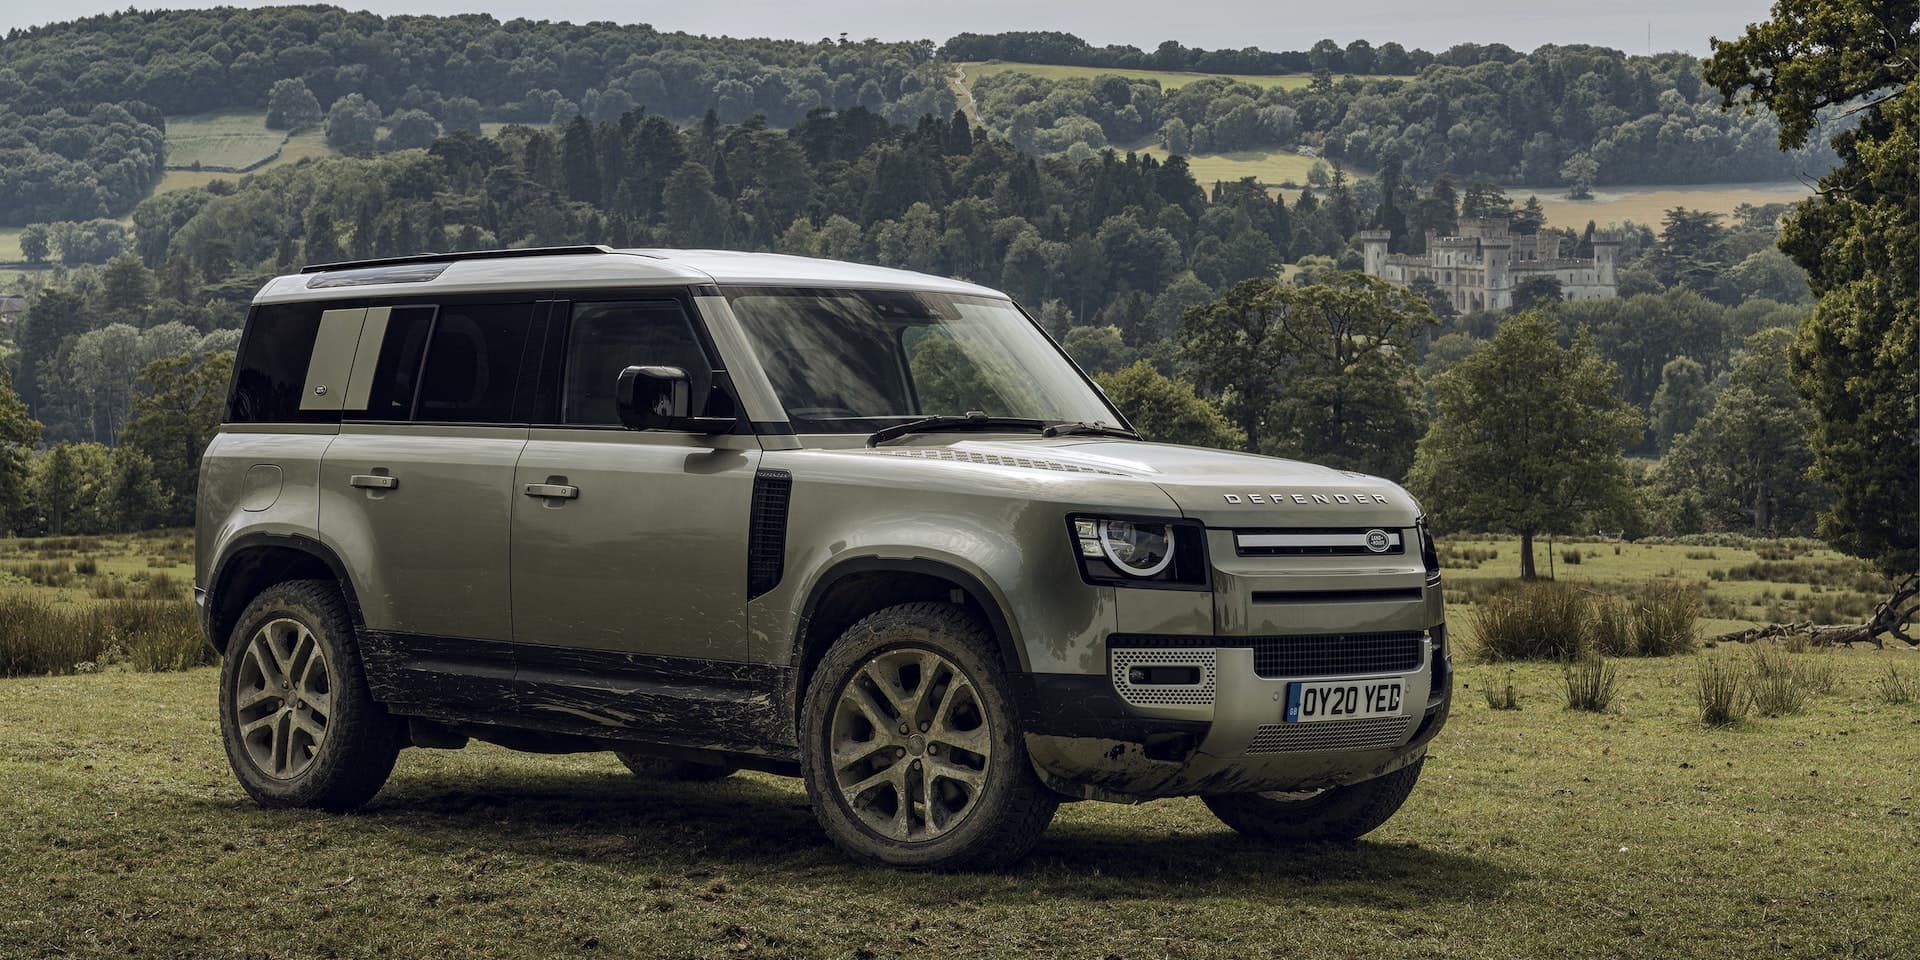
[1285,678,1405,723]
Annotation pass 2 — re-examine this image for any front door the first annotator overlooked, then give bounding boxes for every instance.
[507,297,775,747]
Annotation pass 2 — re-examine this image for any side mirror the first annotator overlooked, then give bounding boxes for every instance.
[614,365,731,433]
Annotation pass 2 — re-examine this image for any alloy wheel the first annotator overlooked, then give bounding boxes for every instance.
[828,647,992,842]
[232,617,333,780]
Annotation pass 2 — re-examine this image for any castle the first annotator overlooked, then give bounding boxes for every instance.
[1359,218,1619,313]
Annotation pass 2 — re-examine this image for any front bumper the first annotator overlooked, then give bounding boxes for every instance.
[1019,627,1451,801]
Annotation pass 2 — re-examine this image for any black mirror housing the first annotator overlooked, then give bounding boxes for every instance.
[615,365,730,433]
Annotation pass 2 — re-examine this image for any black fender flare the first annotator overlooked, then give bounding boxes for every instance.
[792,555,1028,677]
[205,532,367,653]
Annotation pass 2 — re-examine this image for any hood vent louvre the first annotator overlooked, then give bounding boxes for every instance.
[872,448,1124,475]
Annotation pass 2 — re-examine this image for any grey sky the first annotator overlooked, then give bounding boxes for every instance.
[2,1,1771,55]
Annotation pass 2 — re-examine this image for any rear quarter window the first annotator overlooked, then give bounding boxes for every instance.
[229,303,333,423]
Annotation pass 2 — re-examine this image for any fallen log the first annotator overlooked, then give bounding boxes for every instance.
[1705,574,1920,649]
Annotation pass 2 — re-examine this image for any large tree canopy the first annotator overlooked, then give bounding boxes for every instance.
[1705,0,1918,576]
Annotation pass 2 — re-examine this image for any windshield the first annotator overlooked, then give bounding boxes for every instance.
[725,287,1121,434]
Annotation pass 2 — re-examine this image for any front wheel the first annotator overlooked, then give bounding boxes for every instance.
[800,602,1058,869]
[217,579,403,811]
[1204,757,1425,843]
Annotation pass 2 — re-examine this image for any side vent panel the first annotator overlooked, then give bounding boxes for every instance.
[747,469,793,599]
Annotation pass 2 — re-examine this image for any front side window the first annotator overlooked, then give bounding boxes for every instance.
[561,300,718,425]
[725,288,1117,433]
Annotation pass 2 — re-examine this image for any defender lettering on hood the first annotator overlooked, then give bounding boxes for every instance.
[1221,492,1395,505]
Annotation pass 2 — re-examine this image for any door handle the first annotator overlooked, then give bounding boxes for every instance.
[349,474,398,490]
[523,482,579,500]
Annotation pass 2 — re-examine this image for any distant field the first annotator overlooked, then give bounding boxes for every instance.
[1134,145,1329,188]
[163,110,289,170]
[153,127,339,196]
[0,226,23,262]
[1507,182,1812,235]
[964,60,1317,91]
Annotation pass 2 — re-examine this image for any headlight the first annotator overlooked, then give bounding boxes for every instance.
[1068,515,1209,589]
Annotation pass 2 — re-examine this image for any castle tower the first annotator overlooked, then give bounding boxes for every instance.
[1481,236,1512,308]
[1357,230,1391,277]
[1592,235,1621,289]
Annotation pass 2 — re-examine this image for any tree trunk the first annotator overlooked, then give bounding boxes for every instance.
[1705,574,1920,648]
[1519,530,1537,580]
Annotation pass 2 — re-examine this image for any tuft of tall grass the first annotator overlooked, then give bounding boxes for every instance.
[1633,581,1699,657]
[1484,670,1521,710]
[1472,581,1590,662]
[1875,667,1916,705]
[0,596,208,677]
[1695,658,1747,727]
[1562,656,1619,712]
[1747,647,1816,716]
[1560,549,1583,566]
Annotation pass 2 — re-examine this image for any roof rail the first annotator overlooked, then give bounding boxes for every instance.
[298,245,616,275]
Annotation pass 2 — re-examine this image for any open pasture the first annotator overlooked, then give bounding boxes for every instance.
[163,110,290,171]
[962,60,1318,91]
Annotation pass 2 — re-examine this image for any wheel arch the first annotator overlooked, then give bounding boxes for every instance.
[207,533,365,656]
[789,555,1027,732]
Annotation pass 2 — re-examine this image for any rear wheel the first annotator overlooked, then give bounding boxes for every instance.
[1204,757,1425,843]
[217,579,403,811]
[800,602,1057,869]
[613,751,736,782]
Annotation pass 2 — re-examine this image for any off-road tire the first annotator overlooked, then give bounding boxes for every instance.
[218,579,403,811]
[800,602,1058,869]
[1204,757,1425,843]
[614,751,737,781]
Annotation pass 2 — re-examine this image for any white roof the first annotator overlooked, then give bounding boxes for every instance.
[252,248,1006,304]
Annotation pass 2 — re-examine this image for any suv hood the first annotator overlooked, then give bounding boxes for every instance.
[858,437,1421,528]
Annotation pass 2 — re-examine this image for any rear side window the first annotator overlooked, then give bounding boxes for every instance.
[414,302,534,423]
[229,303,326,423]
[562,300,716,425]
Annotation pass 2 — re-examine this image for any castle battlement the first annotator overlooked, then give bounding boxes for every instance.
[1360,228,1618,312]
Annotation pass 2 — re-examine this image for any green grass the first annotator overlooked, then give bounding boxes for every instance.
[1134,145,1325,187]
[3,652,1916,957]
[163,110,290,171]
[963,60,1318,91]
[0,225,23,261]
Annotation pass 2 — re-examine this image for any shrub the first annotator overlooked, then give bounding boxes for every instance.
[1586,594,1636,657]
[1695,658,1747,727]
[1471,581,1590,662]
[1560,549,1583,566]
[1484,670,1520,710]
[1562,656,1619,712]
[1875,667,1916,705]
[1632,581,1699,657]
[72,557,99,576]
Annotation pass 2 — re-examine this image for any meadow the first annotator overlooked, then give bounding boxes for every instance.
[162,110,291,171]
[1506,182,1813,235]
[961,60,1317,91]
[0,531,1915,958]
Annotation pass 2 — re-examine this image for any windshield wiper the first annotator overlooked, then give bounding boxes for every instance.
[865,413,1049,447]
[1042,421,1141,440]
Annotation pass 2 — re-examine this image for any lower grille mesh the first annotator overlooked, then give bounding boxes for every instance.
[1252,632,1425,678]
[1246,716,1412,754]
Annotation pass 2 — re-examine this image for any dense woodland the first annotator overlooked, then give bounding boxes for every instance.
[1,10,1837,225]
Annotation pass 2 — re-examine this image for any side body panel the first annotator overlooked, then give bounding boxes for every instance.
[195,426,336,644]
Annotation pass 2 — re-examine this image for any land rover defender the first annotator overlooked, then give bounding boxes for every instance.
[197,246,1450,868]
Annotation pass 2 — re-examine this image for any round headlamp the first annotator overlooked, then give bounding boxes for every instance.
[1097,520,1174,577]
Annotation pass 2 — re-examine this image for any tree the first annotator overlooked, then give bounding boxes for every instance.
[18,224,49,264]
[1560,151,1598,199]
[1649,356,1710,452]
[325,94,381,156]
[101,446,166,532]
[381,109,440,151]
[0,371,42,533]
[1095,361,1244,450]
[1657,329,1824,536]
[1408,312,1642,579]
[1181,274,1433,478]
[1510,275,1563,311]
[1059,325,1135,376]
[265,78,322,130]
[120,351,233,525]
[1707,0,1918,579]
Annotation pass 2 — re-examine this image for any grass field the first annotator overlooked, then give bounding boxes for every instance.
[1506,182,1813,234]
[1135,145,1324,187]
[0,225,23,263]
[163,110,289,171]
[0,531,1916,957]
[963,60,1317,91]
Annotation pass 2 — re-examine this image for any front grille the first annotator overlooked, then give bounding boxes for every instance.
[1254,632,1424,677]
[1114,632,1426,679]
[1246,716,1412,754]
[1235,527,1406,557]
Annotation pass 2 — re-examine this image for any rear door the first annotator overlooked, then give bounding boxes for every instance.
[317,298,542,715]
[506,294,776,747]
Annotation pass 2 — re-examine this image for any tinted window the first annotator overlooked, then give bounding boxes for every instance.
[415,303,533,423]
[229,303,326,423]
[562,301,715,425]
[344,306,434,421]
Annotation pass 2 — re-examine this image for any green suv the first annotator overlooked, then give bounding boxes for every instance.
[197,246,1450,868]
